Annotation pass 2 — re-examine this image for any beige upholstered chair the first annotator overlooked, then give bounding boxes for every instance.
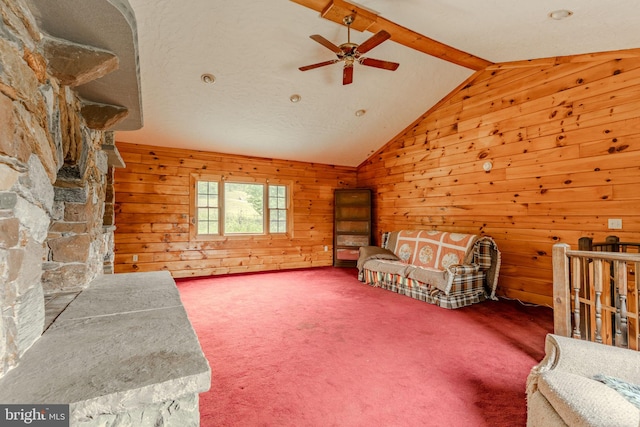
[527,334,640,427]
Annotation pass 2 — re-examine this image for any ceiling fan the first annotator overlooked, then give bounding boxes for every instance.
[299,15,400,85]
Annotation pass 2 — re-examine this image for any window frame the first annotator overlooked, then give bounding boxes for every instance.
[189,173,292,241]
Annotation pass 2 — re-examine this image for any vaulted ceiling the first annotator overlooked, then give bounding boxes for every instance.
[33,0,640,167]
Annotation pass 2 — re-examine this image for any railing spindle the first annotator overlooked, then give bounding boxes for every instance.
[594,260,603,344]
[572,256,582,339]
[615,260,628,348]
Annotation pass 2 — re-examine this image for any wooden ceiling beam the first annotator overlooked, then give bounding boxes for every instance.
[290,0,493,71]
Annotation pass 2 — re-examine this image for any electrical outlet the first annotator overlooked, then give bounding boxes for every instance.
[608,218,623,230]
[132,254,138,262]
[323,246,328,252]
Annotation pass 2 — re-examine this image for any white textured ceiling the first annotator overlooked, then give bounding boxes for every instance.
[116,0,640,167]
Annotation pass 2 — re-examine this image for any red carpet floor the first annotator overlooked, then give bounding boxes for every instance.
[177,267,553,427]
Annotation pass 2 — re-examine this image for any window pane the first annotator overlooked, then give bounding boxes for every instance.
[198,207,209,221]
[225,182,264,234]
[198,222,208,234]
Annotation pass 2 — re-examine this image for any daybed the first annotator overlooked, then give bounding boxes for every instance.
[357,230,501,309]
[527,334,640,427]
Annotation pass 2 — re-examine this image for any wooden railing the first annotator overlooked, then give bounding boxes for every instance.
[553,241,640,350]
[578,235,640,254]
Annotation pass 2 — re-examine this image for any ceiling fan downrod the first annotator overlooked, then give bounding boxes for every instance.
[343,15,354,44]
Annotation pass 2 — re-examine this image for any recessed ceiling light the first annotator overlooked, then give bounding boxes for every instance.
[549,9,573,20]
[355,109,366,117]
[289,94,301,103]
[201,73,216,84]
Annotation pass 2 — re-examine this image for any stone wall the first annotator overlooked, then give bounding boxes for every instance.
[0,1,122,378]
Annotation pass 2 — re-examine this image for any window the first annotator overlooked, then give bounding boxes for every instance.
[196,181,219,234]
[191,175,291,238]
[269,185,287,233]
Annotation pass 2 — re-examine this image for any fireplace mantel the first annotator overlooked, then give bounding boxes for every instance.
[0,271,211,426]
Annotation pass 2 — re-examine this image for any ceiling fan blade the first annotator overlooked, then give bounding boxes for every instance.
[359,57,400,71]
[356,30,391,54]
[299,59,339,71]
[343,65,353,85]
[309,34,342,54]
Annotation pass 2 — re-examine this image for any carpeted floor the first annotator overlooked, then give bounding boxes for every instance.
[176,267,553,427]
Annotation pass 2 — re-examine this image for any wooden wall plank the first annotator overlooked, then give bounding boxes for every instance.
[114,142,357,276]
[358,51,640,305]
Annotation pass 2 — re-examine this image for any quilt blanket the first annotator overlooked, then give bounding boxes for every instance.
[392,230,478,271]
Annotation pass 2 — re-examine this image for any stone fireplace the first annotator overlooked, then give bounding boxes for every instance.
[0,1,124,377]
[0,0,132,379]
[0,1,210,425]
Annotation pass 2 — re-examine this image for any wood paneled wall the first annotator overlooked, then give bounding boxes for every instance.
[114,142,357,277]
[357,50,640,307]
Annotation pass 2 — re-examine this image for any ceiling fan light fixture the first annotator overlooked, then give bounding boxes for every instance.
[201,73,216,84]
[289,94,301,103]
[548,9,573,20]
